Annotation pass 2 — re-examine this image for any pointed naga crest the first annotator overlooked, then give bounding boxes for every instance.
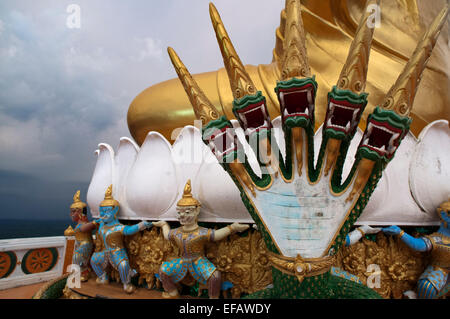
[280,0,311,80]
[381,4,449,117]
[209,2,257,100]
[336,0,379,94]
[70,190,87,209]
[167,47,220,126]
[100,184,120,207]
[177,179,201,207]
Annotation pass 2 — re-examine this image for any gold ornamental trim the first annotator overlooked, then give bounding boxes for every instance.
[266,251,335,284]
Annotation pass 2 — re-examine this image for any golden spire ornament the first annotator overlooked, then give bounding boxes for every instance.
[177,180,201,207]
[70,190,87,209]
[280,0,311,80]
[100,185,120,207]
[167,47,220,126]
[336,0,379,94]
[209,2,257,100]
[381,4,449,117]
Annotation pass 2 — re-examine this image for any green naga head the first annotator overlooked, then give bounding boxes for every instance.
[357,107,411,165]
[323,86,368,142]
[275,77,317,132]
[202,115,243,164]
[232,91,273,140]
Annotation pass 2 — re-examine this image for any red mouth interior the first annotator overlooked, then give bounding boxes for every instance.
[283,90,309,115]
[238,103,266,129]
[367,126,392,150]
[330,106,354,128]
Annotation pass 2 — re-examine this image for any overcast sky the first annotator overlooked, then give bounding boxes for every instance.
[0,0,284,220]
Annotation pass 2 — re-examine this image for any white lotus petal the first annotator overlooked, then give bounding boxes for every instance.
[113,137,140,219]
[357,132,436,225]
[161,126,209,220]
[410,120,450,217]
[86,143,115,218]
[193,151,253,223]
[125,132,178,219]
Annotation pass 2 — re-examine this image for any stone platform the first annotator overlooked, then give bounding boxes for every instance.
[70,278,198,299]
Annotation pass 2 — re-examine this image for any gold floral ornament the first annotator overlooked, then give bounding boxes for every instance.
[70,190,87,209]
[336,232,431,299]
[100,185,119,207]
[205,229,272,298]
[266,251,335,284]
[125,227,180,289]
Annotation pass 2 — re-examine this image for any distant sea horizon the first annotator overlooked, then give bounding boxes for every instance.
[0,219,74,240]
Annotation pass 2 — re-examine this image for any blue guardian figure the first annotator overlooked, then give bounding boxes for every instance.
[383,200,450,299]
[90,185,153,293]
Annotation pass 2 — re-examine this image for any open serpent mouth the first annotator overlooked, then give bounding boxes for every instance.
[360,120,402,157]
[325,99,363,134]
[236,101,271,135]
[279,85,315,121]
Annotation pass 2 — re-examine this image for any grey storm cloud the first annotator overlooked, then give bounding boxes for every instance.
[0,0,284,220]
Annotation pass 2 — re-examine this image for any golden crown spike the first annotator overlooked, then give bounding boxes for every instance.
[70,190,87,209]
[177,179,201,207]
[100,184,120,207]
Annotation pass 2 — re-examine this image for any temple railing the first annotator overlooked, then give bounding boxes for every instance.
[0,236,74,290]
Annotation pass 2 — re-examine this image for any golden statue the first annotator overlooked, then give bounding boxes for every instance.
[127,0,449,145]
